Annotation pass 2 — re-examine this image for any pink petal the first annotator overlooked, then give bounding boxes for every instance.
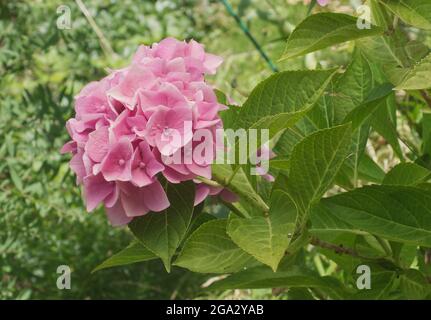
[143,181,170,212]
[85,126,109,162]
[105,200,133,226]
[61,141,76,154]
[203,54,223,74]
[101,138,133,181]
[194,184,210,205]
[119,183,150,217]
[83,174,115,212]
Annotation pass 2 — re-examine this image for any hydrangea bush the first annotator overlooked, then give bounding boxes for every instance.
[64,1,431,299]
[62,38,233,226]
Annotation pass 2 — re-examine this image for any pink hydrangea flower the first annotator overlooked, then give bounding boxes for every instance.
[62,38,228,226]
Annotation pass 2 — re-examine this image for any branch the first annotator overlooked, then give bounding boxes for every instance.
[420,90,431,110]
[195,176,223,188]
[310,237,360,258]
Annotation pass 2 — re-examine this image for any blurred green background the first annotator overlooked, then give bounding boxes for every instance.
[0,0,367,299]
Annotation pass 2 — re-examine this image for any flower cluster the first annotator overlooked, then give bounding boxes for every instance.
[62,38,229,226]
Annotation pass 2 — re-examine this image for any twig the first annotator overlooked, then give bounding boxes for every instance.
[75,0,118,59]
[310,237,360,258]
[220,0,279,73]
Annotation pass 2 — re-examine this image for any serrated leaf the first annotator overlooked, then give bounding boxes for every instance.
[396,53,431,90]
[128,181,195,272]
[285,124,352,219]
[383,163,431,185]
[174,219,255,273]
[227,215,294,272]
[343,83,394,130]
[371,93,404,159]
[379,0,431,30]
[319,185,431,246]
[280,13,384,60]
[234,69,337,146]
[226,176,296,271]
[358,2,412,68]
[92,241,156,273]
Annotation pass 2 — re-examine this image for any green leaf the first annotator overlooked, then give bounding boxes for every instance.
[352,267,398,300]
[92,241,156,273]
[400,269,431,300]
[379,0,431,30]
[280,13,384,60]
[234,69,337,144]
[128,181,195,272]
[227,215,294,272]
[371,93,404,159]
[396,53,431,90]
[358,2,412,68]
[7,161,23,192]
[226,176,296,271]
[319,185,431,247]
[208,265,346,298]
[343,83,395,131]
[286,124,352,219]
[174,219,255,273]
[310,204,365,237]
[383,163,431,185]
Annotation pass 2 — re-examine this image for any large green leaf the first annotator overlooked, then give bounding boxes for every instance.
[227,215,295,272]
[226,175,296,271]
[233,69,337,144]
[358,1,412,68]
[400,269,431,299]
[92,241,156,273]
[208,265,346,298]
[352,268,399,300]
[174,219,255,273]
[396,53,431,90]
[285,124,352,219]
[310,204,365,237]
[280,13,384,60]
[371,93,404,159]
[343,83,394,131]
[383,163,431,185]
[128,181,195,272]
[319,185,431,246]
[379,0,431,30]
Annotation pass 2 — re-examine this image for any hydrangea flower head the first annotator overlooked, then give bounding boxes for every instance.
[62,38,228,226]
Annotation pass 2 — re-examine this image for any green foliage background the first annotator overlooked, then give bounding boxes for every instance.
[1,0,431,300]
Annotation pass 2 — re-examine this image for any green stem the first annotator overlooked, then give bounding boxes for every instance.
[195,176,223,188]
[220,0,279,73]
[375,236,392,257]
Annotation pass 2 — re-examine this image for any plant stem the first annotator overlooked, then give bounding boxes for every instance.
[311,237,360,258]
[220,0,279,72]
[75,0,118,60]
[195,176,223,188]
